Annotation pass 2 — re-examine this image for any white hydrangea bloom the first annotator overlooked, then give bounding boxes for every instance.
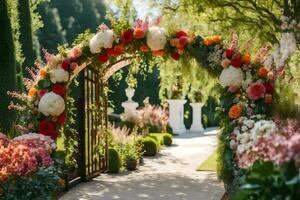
[13,133,56,149]
[146,26,167,51]
[89,30,114,54]
[38,92,65,117]
[219,66,243,88]
[251,120,278,141]
[242,71,253,89]
[50,68,69,83]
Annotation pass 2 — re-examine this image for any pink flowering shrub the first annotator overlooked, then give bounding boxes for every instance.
[236,119,300,169]
[0,133,55,183]
[136,104,169,132]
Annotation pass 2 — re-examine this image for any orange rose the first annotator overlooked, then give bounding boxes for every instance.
[243,53,251,65]
[39,68,47,78]
[211,36,222,43]
[228,105,242,119]
[258,67,269,77]
[203,37,213,46]
[28,87,37,97]
[153,50,165,57]
[140,44,149,52]
[133,28,145,39]
[265,94,272,104]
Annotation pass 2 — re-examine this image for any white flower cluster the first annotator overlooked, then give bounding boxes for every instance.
[146,26,167,51]
[50,68,69,83]
[89,29,114,54]
[219,66,243,88]
[231,118,277,154]
[38,92,65,117]
[13,133,56,149]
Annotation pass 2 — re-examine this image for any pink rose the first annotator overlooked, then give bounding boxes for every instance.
[69,47,82,59]
[247,82,266,100]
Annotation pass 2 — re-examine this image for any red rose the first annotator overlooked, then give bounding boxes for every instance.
[106,48,115,57]
[263,83,274,94]
[178,36,189,47]
[114,44,124,56]
[176,31,187,38]
[98,52,109,63]
[171,52,180,60]
[61,60,70,71]
[226,48,234,58]
[120,30,134,44]
[70,62,78,70]
[38,120,56,139]
[247,82,266,100]
[37,89,48,98]
[52,84,65,96]
[57,113,66,125]
[231,54,243,68]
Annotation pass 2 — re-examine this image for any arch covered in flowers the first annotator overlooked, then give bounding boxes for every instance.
[5,17,300,190]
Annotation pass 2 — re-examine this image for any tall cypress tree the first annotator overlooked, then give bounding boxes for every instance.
[0,0,17,132]
[18,0,36,77]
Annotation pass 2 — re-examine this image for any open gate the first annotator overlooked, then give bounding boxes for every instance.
[66,67,108,189]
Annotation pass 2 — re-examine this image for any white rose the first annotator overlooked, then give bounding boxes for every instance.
[219,66,243,88]
[38,92,65,117]
[146,26,167,51]
[50,68,69,83]
[89,30,114,54]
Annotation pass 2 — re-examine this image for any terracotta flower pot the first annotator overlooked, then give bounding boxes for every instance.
[126,159,137,171]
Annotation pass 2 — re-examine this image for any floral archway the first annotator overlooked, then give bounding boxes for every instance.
[2,15,300,197]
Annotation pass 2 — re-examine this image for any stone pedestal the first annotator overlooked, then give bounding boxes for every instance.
[190,103,204,132]
[167,99,187,134]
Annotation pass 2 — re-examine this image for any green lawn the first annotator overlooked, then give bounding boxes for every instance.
[197,151,217,171]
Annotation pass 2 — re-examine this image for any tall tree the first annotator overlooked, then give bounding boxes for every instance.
[0,0,17,132]
[18,0,36,77]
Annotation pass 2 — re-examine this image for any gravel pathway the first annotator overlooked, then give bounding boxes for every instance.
[60,129,225,200]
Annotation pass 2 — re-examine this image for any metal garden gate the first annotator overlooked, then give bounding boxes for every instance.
[67,67,108,189]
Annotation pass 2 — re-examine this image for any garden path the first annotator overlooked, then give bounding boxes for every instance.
[60,128,225,200]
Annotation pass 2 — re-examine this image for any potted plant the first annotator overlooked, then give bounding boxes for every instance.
[124,143,139,171]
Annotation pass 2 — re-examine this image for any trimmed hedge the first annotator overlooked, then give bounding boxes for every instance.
[142,137,158,156]
[163,133,173,146]
[108,148,120,173]
[148,133,173,146]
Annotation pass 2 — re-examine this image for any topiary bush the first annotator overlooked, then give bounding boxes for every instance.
[108,148,120,173]
[163,133,173,146]
[148,134,164,146]
[142,137,158,156]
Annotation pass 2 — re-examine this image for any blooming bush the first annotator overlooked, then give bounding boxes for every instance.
[0,133,63,199]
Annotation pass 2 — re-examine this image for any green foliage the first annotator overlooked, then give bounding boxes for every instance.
[148,133,164,146]
[18,0,36,78]
[163,133,173,146]
[108,148,121,173]
[142,137,158,156]
[123,143,140,161]
[202,96,220,128]
[272,78,300,119]
[232,161,300,200]
[0,0,17,132]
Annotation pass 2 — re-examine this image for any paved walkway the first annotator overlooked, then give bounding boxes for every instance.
[61,128,225,200]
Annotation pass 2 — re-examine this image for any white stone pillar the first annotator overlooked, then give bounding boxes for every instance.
[190,103,204,132]
[167,99,187,134]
